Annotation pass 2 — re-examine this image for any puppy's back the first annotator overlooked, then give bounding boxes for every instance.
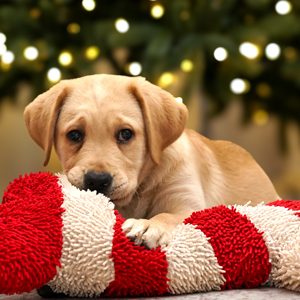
[185,129,280,207]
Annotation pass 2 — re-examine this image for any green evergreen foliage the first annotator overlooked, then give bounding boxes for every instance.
[1,0,300,135]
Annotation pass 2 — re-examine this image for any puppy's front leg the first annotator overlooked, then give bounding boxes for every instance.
[122,211,192,250]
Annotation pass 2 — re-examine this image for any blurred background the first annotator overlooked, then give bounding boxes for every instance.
[1,0,300,200]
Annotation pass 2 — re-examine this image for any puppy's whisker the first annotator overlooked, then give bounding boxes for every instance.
[110,182,126,193]
[107,182,128,200]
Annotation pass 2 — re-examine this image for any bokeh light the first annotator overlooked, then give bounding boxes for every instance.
[239,42,260,59]
[128,62,142,76]
[85,46,100,60]
[82,0,96,11]
[67,23,81,34]
[47,68,61,83]
[151,4,165,19]
[284,47,297,61]
[275,0,292,15]
[158,72,174,88]
[115,18,130,33]
[230,78,250,94]
[23,46,39,61]
[180,59,193,72]
[265,43,281,60]
[58,51,73,66]
[30,8,41,19]
[214,47,228,61]
[0,44,7,55]
[1,51,14,64]
[0,32,7,44]
[253,109,269,126]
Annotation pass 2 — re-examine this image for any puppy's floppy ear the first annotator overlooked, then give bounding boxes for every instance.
[130,77,188,165]
[24,82,69,167]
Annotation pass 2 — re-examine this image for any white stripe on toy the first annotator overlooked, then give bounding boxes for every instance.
[48,175,116,297]
[234,203,300,291]
[276,230,300,291]
[162,223,225,294]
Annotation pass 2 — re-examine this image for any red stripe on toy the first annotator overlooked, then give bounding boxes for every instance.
[0,172,65,294]
[267,200,300,217]
[104,211,169,297]
[184,205,271,290]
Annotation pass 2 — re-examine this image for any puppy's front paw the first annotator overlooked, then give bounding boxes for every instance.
[122,218,171,250]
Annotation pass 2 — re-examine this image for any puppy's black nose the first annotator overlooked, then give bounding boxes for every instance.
[83,172,113,195]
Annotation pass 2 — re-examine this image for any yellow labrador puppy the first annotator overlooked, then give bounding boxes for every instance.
[24,74,279,250]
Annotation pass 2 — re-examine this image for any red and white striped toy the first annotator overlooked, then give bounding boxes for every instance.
[1,172,300,297]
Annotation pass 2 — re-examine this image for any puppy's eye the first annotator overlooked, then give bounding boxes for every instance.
[118,129,133,143]
[67,130,83,143]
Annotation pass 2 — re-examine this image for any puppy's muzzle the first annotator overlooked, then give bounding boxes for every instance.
[83,171,113,195]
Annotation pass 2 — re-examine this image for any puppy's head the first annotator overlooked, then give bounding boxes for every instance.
[24,74,188,206]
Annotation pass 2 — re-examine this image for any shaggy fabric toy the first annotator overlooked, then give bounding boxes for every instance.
[1,172,300,297]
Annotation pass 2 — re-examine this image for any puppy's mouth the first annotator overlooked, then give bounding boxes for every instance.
[109,182,127,195]
[107,183,134,205]
[67,174,132,205]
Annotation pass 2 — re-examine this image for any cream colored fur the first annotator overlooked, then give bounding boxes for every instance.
[24,74,280,249]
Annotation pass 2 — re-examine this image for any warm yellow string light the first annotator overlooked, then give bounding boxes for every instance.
[151,4,165,19]
[58,51,73,66]
[82,0,96,11]
[158,72,174,88]
[180,60,193,72]
[24,46,39,61]
[85,46,100,60]
[30,8,41,19]
[253,109,269,126]
[67,23,81,34]
[239,42,260,59]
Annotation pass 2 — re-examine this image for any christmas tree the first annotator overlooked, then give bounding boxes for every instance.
[0,0,300,142]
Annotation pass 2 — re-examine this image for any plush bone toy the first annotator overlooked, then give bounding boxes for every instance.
[1,172,300,297]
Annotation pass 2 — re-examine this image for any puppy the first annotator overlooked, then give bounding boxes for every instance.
[25,74,279,250]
